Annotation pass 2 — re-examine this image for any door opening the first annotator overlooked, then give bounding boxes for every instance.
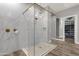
[65,17,75,44]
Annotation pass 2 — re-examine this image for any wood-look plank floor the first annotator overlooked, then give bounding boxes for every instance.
[46,40,79,56]
[65,38,74,44]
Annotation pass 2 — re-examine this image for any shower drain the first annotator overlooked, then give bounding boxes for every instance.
[39,46,42,48]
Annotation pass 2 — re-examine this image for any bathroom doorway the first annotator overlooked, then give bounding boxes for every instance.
[64,16,75,44]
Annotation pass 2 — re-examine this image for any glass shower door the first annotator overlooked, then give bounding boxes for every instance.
[34,4,48,56]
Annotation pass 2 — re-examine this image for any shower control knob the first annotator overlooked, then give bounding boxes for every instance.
[13,29,18,34]
[35,17,38,20]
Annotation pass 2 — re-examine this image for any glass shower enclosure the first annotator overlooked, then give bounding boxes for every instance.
[23,3,57,56]
[23,4,49,56]
[0,3,56,56]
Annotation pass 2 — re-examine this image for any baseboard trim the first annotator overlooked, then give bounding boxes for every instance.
[75,41,79,44]
[50,38,64,41]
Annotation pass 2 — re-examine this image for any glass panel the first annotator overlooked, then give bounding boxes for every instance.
[23,6,35,56]
[34,5,48,56]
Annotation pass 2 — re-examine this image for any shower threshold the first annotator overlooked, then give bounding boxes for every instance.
[23,42,57,56]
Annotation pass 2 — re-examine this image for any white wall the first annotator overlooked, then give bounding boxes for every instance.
[0,3,32,55]
[48,13,56,40]
[59,19,64,39]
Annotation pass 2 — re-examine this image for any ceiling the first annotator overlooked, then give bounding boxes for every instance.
[38,3,79,13]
